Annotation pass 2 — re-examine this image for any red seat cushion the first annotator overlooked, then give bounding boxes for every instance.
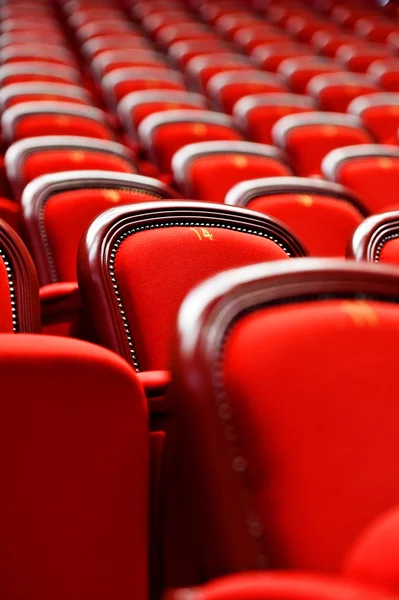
[149,122,243,173]
[337,156,399,213]
[113,226,289,370]
[377,237,399,265]
[222,298,399,570]
[357,105,399,144]
[14,115,112,141]
[282,125,372,177]
[112,77,185,106]
[22,150,135,188]
[247,193,364,257]
[188,155,292,203]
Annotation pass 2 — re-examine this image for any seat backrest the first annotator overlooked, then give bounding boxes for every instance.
[272,112,373,177]
[0,82,91,111]
[233,93,316,145]
[138,110,243,174]
[322,144,399,213]
[21,171,178,285]
[0,62,81,86]
[77,201,306,371]
[0,334,148,600]
[101,66,185,111]
[225,176,367,257]
[172,258,399,576]
[348,93,399,144]
[278,56,346,94]
[368,59,399,93]
[185,53,252,93]
[92,48,165,79]
[349,211,399,265]
[82,35,150,60]
[2,101,113,143]
[337,43,394,73]
[6,136,138,198]
[0,217,40,333]
[208,70,287,114]
[172,141,292,202]
[307,73,380,112]
[252,42,314,72]
[0,44,75,67]
[168,39,230,69]
[118,90,207,142]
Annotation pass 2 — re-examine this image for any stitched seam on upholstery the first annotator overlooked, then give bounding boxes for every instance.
[110,220,293,371]
[375,232,399,262]
[213,291,393,568]
[0,248,17,332]
[39,187,161,283]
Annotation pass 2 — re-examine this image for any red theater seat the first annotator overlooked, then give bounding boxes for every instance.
[0,217,39,332]
[307,73,380,113]
[21,171,178,286]
[131,0,186,21]
[233,93,316,146]
[1,102,113,144]
[278,56,346,95]
[118,89,207,144]
[77,201,306,371]
[0,62,81,86]
[323,145,399,214]
[185,54,252,95]
[234,26,292,55]
[207,70,287,115]
[172,141,292,202]
[311,31,364,58]
[165,572,392,600]
[76,21,139,44]
[349,211,399,264]
[0,82,91,111]
[330,5,380,28]
[272,112,373,177]
[92,49,166,80]
[285,15,339,43]
[0,44,76,67]
[337,44,394,74]
[5,136,138,199]
[252,42,314,73]
[156,24,219,50]
[355,18,399,44]
[101,66,185,112]
[348,93,399,144]
[368,60,399,93]
[0,334,148,600]
[171,258,399,578]
[215,14,264,42]
[82,35,150,60]
[142,11,195,37]
[138,110,243,175]
[168,39,231,70]
[225,176,367,257]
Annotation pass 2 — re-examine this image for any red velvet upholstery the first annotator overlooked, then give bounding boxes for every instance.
[174,149,292,203]
[337,44,394,74]
[348,96,399,144]
[0,199,21,234]
[273,115,373,177]
[369,60,399,93]
[78,202,306,371]
[278,58,346,95]
[308,74,380,113]
[12,114,112,142]
[253,43,314,73]
[0,334,148,600]
[323,150,399,214]
[107,71,185,108]
[253,193,363,257]
[139,113,243,174]
[171,259,399,578]
[21,149,136,189]
[234,95,316,146]
[209,72,287,115]
[165,572,392,600]
[344,505,399,592]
